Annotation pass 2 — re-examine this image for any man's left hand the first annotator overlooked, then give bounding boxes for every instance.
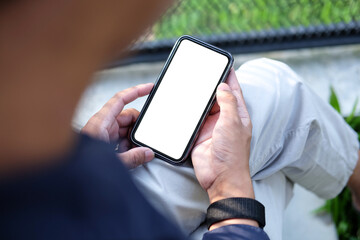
[81,83,155,169]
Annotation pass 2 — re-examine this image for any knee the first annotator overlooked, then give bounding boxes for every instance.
[235,59,311,176]
[237,58,305,106]
[236,58,305,110]
[237,58,303,89]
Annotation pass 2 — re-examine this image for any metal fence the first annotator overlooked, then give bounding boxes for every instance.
[112,0,360,66]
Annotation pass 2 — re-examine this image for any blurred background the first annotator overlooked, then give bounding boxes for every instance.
[113,0,360,66]
[73,0,360,239]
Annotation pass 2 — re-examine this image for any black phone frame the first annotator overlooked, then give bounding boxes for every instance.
[130,35,234,165]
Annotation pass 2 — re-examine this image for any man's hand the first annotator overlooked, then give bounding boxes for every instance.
[81,83,155,169]
[191,69,256,229]
[191,69,254,202]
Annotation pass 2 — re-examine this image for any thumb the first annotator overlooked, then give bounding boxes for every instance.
[216,83,238,118]
[117,147,154,169]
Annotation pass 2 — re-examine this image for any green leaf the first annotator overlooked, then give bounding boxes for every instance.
[350,116,360,129]
[329,86,341,114]
[338,221,349,235]
[346,97,359,124]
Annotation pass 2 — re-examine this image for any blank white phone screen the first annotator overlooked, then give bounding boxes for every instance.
[134,39,229,160]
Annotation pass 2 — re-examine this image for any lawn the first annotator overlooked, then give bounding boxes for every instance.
[151,0,360,40]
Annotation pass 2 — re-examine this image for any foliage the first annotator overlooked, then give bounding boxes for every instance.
[151,0,360,40]
[316,87,360,240]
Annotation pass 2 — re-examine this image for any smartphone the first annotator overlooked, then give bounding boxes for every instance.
[130,35,233,165]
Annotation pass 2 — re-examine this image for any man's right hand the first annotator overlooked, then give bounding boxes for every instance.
[191,69,256,229]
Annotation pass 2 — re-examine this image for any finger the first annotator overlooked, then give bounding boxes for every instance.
[209,70,237,116]
[117,108,140,137]
[216,83,239,118]
[226,68,243,105]
[226,68,241,93]
[117,108,140,127]
[225,69,251,127]
[117,147,154,169]
[101,83,154,120]
[235,88,251,127]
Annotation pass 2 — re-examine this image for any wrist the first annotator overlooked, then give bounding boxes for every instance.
[209,219,259,231]
[206,197,265,230]
[207,172,254,204]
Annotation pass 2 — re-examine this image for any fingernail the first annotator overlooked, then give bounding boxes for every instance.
[218,83,230,91]
[145,150,154,161]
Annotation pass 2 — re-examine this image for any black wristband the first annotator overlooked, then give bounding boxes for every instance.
[206,197,266,229]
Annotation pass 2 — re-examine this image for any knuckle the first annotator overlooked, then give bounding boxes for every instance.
[115,91,124,100]
[224,92,237,106]
[130,150,143,167]
[90,111,100,120]
[130,108,139,114]
[122,153,136,169]
[228,92,237,101]
[103,100,114,110]
[86,113,101,128]
[120,108,131,116]
[129,85,140,94]
[126,108,139,116]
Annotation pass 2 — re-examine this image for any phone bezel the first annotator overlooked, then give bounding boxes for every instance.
[130,35,234,165]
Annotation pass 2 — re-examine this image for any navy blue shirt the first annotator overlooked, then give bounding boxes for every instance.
[0,134,269,240]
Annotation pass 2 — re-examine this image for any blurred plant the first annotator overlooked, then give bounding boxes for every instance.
[151,0,360,40]
[316,86,360,240]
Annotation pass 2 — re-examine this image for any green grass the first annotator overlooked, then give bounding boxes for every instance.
[150,0,360,40]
